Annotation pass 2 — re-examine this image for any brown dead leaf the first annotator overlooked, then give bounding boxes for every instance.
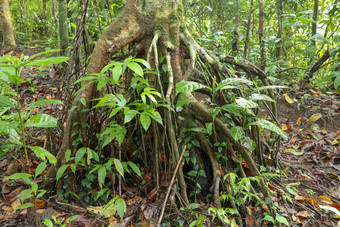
[296,210,310,218]
[5,187,22,201]
[33,199,46,209]
[143,208,154,220]
[308,113,322,122]
[283,93,294,103]
[11,198,21,210]
[295,196,319,208]
[292,214,297,221]
[2,206,12,211]
[245,214,257,227]
[6,160,19,175]
[296,117,301,126]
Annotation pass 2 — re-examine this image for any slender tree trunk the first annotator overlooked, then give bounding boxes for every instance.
[312,0,318,45]
[232,0,240,56]
[59,0,68,56]
[259,0,265,70]
[0,0,15,54]
[275,0,283,58]
[244,0,253,58]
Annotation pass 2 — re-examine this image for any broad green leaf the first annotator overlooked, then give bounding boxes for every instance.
[30,146,57,164]
[124,108,139,124]
[115,198,126,219]
[144,109,163,125]
[215,78,253,91]
[98,166,107,185]
[0,94,15,108]
[126,62,143,77]
[8,173,32,180]
[249,94,274,102]
[75,148,87,164]
[231,126,243,141]
[334,76,340,89]
[28,99,63,108]
[42,219,54,227]
[133,58,150,69]
[111,64,123,84]
[113,158,124,178]
[25,114,58,128]
[249,119,287,139]
[73,76,97,84]
[275,216,289,226]
[30,49,62,59]
[140,113,151,131]
[109,107,123,118]
[263,215,275,223]
[127,161,142,177]
[56,164,69,182]
[176,99,195,107]
[35,162,47,178]
[319,205,340,218]
[8,74,24,85]
[15,203,34,210]
[218,104,243,117]
[253,85,286,92]
[236,97,258,109]
[23,57,69,67]
[176,81,207,94]
[65,149,71,162]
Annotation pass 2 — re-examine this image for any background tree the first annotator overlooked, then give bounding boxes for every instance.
[0,0,15,54]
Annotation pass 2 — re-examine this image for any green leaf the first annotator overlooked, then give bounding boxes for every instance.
[15,203,34,210]
[236,97,258,109]
[319,205,340,218]
[98,166,107,185]
[231,126,243,141]
[249,94,275,102]
[263,215,275,223]
[35,162,47,178]
[215,78,253,91]
[334,34,340,43]
[75,148,87,164]
[8,74,24,85]
[111,64,123,84]
[140,113,151,131]
[7,173,32,180]
[144,109,163,125]
[113,158,124,178]
[65,149,71,162]
[0,94,15,108]
[30,146,57,164]
[56,164,69,182]
[176,81,207,94]
[276,215,289,226]
[23,57,69,67]
[115,198,126,219]
[176,99,195,107]
[127,162,142,177]
[253,85,286,92]
[25,114,58,128]
[133,58,150,69]
[126,62,143,77]
[334,75,340,90]
[249,119,287,139]
[187,170,197,177]
[42,219,54,227]
[73,76,97,84]
[190,203,200,209]
[218,104,243,117]
[28,99,63,108]
[124,108,139,124]
[109,107,123,118]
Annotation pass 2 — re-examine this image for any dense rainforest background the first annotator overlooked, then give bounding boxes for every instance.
[0,0,339,226]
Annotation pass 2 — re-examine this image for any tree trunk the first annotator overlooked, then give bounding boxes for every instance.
[275,0,283,58]
[59,0,68,56]
[232,0,239,56]
[312,0,318,45]
[259,0,265,70]
[0,0,15,54]
[48,0,277,221]
[243,0,253,58]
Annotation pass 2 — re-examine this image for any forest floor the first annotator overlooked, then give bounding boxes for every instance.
[0,48,339,226]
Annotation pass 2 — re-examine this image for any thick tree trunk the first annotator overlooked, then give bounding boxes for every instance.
[275,0,283,58]
[243,0,253,58]
[0,0,15,54]
[259,0,265,70]
[232,0,239,56]
[312,0,318,45]
[59,0,69,56]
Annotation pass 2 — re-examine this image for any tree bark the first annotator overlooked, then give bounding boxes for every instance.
[243,0,253,58]
[59,0,68,56]
[275,0,283,58]
[259,0,265,70]
[232,0,239,56]
[0,0,15,54]
[312,0,318,45]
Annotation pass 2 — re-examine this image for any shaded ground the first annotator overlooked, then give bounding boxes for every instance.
[0,49,339,226]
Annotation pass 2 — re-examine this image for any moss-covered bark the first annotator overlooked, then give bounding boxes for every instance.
[0,0,15,54]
